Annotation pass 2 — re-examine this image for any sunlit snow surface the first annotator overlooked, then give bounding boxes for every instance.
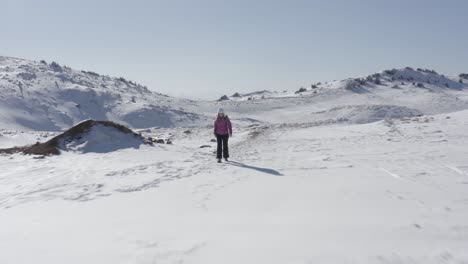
[1,58,468,263]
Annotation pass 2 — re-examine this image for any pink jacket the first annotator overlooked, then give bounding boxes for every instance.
[214,116,232,136]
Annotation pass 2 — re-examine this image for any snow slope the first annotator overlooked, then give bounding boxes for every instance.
[209,68,468,125]
[0,56,209,131]
[1,110,468,263]
[1,60,468,263]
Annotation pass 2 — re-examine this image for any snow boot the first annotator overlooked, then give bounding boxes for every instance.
[217,159,222,163]
[225,158,229,162]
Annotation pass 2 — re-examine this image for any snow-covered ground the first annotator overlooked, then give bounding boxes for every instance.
[1,111,468,263]
[1,58,468,263]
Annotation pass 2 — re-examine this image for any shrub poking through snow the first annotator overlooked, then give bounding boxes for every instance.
[417,68,438,75]
[354,78,366,86]
[50,61,62,72]
[218,95,230,101]
[460,73,468,79]
[81,70,100,77]
[344,79,359,90]
[295,87,307,94]
[384,69,397,75]
[17,72,37,80]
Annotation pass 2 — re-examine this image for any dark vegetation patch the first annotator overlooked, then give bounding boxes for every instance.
[218,95,230,101]
[295,87,307,94]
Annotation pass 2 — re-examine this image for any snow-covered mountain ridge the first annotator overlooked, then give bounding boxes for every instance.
[221,67,467,101]
[212,68,468,126]
[2,55,468,132]
[0,56,208,131]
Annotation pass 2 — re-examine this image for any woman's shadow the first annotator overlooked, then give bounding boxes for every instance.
[228,161,284,176]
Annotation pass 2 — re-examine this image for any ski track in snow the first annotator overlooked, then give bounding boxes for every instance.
[445,165,467,176]
[379,168,402,179]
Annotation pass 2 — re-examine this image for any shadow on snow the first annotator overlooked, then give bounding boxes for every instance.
[228,161,284,176]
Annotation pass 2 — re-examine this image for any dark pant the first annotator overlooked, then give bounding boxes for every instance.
[216,134,229,159]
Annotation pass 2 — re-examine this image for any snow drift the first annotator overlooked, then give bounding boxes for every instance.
[56,120,148,153]
[0,120,148,155]
[310,105,423,124]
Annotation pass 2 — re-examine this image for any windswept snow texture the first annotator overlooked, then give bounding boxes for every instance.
[0,56,209,131]
[58,124,145,153]
[1,62,468,264]
[309,105,422,124]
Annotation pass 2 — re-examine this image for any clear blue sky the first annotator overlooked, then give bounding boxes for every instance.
[2,0,467,99]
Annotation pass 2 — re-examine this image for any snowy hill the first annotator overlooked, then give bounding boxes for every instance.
[0,56,209,131]
[2,58,468,263]
[215,67,468,124]
[2,56,468,132]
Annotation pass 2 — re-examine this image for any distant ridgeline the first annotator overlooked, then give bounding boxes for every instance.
[0,56,209,131]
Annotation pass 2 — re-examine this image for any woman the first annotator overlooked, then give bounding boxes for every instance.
[213,108,232,163]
